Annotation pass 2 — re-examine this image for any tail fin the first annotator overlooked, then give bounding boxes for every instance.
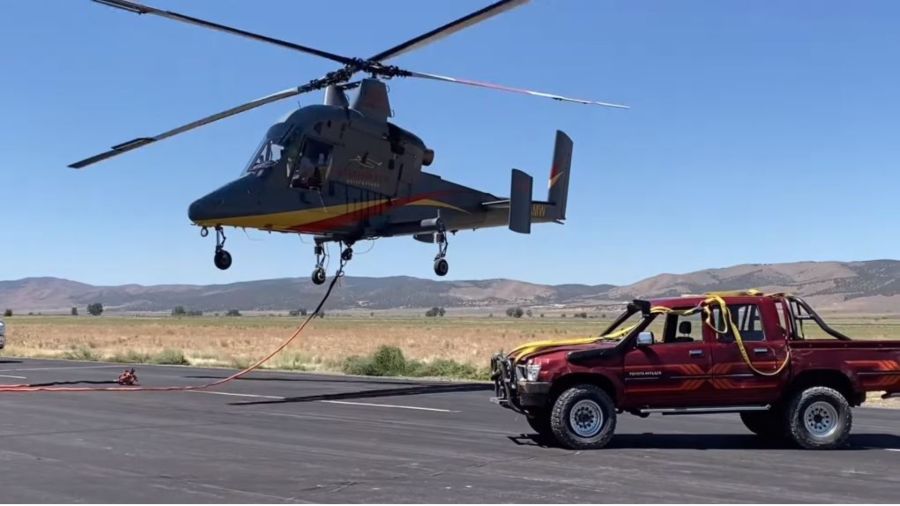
[547,130,573,220]
[508,169,533,234]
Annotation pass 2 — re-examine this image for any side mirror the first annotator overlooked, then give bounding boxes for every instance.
[636,331,653,347]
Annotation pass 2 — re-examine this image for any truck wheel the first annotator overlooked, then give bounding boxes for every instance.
[550,385,616,450]
[525,410,553,440]
[740,410,784,439]
[785,386,852,449]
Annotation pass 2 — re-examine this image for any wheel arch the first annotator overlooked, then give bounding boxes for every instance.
[549,373,619,406]
[784,369,862,406]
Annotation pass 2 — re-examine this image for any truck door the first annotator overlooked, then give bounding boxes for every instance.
[623,310,715,408]
[707,302,790,405]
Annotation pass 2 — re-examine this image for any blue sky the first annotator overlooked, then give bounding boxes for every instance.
[2,0,899,287]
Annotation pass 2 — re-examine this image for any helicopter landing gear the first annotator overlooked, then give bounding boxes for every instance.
[433,227,449,277]
[311,241,353,285]
[311,243,327,285]
[213,226,232,270]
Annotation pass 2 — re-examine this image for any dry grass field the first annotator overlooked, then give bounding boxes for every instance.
[4,313,900,394]
[3,314,607,374]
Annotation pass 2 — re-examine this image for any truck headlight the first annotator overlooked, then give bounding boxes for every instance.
[525,363,541,382]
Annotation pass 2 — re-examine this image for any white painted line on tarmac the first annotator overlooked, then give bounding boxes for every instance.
[320,400,457,413]
[0,374,27,379]
[0,364,123,373]
[188,390,285,400]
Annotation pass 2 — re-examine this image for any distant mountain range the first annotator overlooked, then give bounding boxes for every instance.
[2,260,899,314]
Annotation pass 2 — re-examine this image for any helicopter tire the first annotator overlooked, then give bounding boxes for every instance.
[312,267,327,285]
[434,258,449,277]
[214,249,232,270]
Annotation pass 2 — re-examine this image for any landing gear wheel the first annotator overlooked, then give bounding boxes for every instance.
[550,384,617,450]
[433,258,449,276]
[785,386,852,449]
[311,267,327,285]
[432,224,450,276]
[214,249,232,270]
[212,226,230,270]
[740,410,785,439]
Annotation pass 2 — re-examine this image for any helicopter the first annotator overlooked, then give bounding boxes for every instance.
[71,0,627,285]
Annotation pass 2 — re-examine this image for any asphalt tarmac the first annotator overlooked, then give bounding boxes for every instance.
[1,358,898,503]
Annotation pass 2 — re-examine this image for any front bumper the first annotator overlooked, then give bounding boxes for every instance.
[490,354,551,412]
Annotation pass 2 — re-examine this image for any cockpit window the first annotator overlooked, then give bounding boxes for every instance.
[290,138,334,189]
[242,122,293,175]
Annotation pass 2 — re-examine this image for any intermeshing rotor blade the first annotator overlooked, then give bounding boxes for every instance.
[368,0,529,63]
[93,0,356,66]
[406,70,630,109]
[69,86,310,169]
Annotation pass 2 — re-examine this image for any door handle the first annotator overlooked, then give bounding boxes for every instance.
[689,349,704,357]
[753,348,769,355]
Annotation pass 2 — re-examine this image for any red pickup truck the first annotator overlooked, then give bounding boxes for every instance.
[491,292,900,450]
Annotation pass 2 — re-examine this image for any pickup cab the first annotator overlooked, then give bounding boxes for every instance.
[491,292,900,450]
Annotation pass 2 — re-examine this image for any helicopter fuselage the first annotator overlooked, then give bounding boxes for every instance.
[187,103,561,243]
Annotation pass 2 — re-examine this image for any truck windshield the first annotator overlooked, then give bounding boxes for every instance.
[598,309,646,340]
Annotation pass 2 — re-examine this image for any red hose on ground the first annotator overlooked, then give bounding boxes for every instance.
[0,265,343,393]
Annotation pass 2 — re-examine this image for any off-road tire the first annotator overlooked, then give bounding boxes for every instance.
[740,410,785,439]
[525,409,553,439]
[550,385,616,450]
[785,386,852,449]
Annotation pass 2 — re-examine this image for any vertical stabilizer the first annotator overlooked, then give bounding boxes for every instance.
[509,169,533,234]
[547,130,573,220]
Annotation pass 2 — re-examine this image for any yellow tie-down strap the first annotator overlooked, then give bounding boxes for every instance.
[507,289,791,376]
[509,324,638,361]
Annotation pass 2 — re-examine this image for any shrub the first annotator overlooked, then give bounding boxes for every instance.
[109,350,151,363]
[172,306,186,316]
[407,359,483,380]
[3,309,12,317]
[341,346,487,380]
[226,309,242,317]
[87,303,104,316]
[152,349,189,365]
[63,346,99,361]
[371,346,407,376]
[70,307,78,316]
[342,355,376,376]
[425,306,445,317]
[506,306,524,318]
